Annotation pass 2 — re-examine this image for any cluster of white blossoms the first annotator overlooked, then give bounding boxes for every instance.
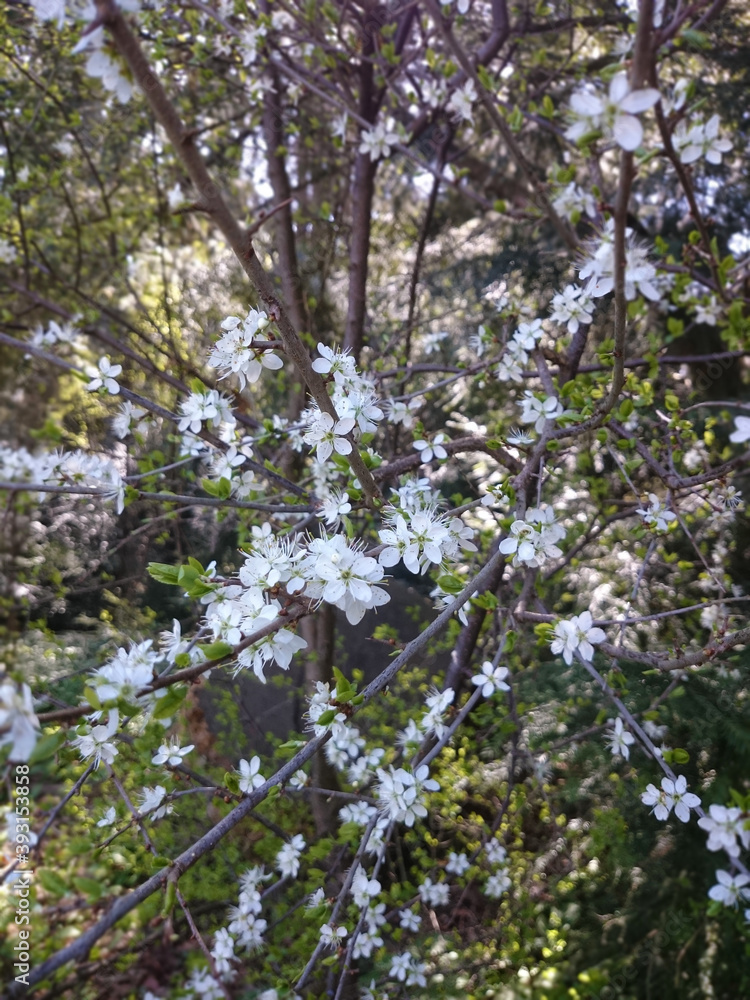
[551,181,597,222]
[74,27,136,103]
[177,388,236,439]
[496,319,544,383]
[640,782,750,917]
[208,309,283,390]
[203,521,393,683]
[276,833,306,879]
[419,874,450,908]
[389,951,427,988]
[564,71,660,151]
[579,219,660,301]
[0,681,40,762]
[297,533,390,626]
[358,121,400,159]
[549,284,595,334]
[420,687,456,740]
[41,448,126,514]
[377,503,476,575]
[28,318,78,349]
[376,763,440,827]
[177,865,272,992]
[550,611,607,665]
[641,774,701,823]
[499,506,566,567]
[301,344,384,462]
[483,837,512,899]
[673,114,732,165]
[203,550,308,683]
[88,639,178,718]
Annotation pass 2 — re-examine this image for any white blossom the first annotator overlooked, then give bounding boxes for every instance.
[708,870,750,908]
[86,356,122,395]
[605,717,635,760]
[303,411,355,462]
[319,922,348,949]
[674,114,732,165]
[550,610,606,665]
[139,784,173,820]
[485,870,512,898]
[729,416,750,444]
[698,804,750,858]
[418,876,450,907]
[276,833,305,878]
[0,681,40,761]
[471,661,510,697]
[359,122,399,159]
[636,493,677,532]
[413,433,448,463]
[71,710,119,768]
[579,220,660,301]
[550,285,595,333]
[151,740,194,767]
[565,72,660,151]
[237,756,265,793]
[518,392,564,433]
[446,851,470,876]
[448,79,477,123]
[316,490,352,528]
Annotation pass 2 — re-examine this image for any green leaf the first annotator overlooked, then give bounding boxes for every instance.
[618,399,634,419]
[508,105,524,132]
[151,685,187,720]
[198,641,233,661]
[83,686,101,711]
[38,869,67,896]
[147,562,180,586]
[202,477,232,500]
[437,574,464,595]
[161,879,177,917]
[680,28,710,49]
[472,592,498,611]
[28,729,67,765]
[72,875,103,900]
